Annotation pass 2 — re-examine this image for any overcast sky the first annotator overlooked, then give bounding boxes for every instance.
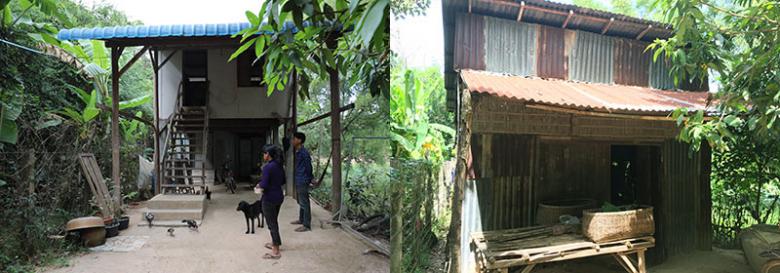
[79,0,260,25]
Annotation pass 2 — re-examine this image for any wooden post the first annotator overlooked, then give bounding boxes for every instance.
[448,88,472,273]
[390,160,403,273]
[289,70,298,196]
[110,46,122,211]
[152,49,161,195]
[327,37,342,214]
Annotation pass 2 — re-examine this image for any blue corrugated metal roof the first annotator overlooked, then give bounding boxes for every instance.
[57,21,301,41]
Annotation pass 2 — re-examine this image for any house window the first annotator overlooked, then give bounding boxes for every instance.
[237,51,264,87]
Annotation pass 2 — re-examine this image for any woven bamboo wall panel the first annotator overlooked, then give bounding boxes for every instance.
[473,96,570,135]
[572,116,678,139]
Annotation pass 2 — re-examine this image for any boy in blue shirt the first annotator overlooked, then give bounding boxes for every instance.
[290,132,313,232]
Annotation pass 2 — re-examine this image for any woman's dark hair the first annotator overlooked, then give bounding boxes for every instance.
[263,144,284,163]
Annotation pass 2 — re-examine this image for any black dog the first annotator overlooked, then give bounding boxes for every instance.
[237,200,264,234]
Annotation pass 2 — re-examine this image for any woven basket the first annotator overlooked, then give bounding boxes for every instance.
[582,206,654,243]
[536,199,596,225]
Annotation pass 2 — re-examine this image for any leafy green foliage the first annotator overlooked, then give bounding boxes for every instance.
[651,0,780,247]
[390,0,430,18]
[390,58,454,272]
[233,0,389,99]
[0,1,153,271]
[650,0,780,150]
[710,124,780,247]
[390,63,454,163]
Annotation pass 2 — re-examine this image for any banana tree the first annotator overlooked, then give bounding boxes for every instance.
[53,40,151,132]
[390,68,454,163]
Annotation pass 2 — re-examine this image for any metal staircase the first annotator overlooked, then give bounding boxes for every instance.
[161,106,209,194]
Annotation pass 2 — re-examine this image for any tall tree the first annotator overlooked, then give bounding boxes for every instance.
[652,0,780,150]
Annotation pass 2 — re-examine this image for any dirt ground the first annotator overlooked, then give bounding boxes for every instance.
[43,185,389,273]
[520,248,752,273]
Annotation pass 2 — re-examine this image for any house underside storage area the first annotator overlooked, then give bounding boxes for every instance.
[461,95,712,272]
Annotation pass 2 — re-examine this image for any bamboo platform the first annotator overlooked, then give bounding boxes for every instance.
[470,226,655,273]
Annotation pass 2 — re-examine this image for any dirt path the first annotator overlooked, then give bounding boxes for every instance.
[44,186,389,273]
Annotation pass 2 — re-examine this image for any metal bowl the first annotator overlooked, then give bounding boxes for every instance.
[65,216,105,231]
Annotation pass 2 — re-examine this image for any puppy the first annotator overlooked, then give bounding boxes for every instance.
[236,200,264,234]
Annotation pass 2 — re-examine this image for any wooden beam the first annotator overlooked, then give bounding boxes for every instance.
[297,103,355,127]
[105,36,241,48]
[636,24,652,40]
[562,10,574,28]
[601,18,615,34]
[476,0,672,36]
[516,1,526,21]
[110,46,122,211]
[524,104,681,121]
[118,46,149,78]
[158,49,178,70]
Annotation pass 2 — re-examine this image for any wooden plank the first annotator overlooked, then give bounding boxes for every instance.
[78,154,114,217]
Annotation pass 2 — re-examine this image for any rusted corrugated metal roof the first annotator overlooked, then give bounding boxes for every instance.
[460,69,710,115]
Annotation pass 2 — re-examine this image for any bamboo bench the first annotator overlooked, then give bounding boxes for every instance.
[470,226,654,273]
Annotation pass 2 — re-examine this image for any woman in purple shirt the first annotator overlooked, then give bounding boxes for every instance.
[256,144,285,259]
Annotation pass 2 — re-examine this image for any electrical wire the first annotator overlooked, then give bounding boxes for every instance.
[0,38,48,55]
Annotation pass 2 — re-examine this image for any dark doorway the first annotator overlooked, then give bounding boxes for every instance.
[182,50,208,107]
[610,145,665,265]
[236,134,265,181]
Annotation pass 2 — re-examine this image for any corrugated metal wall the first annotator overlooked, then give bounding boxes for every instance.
[461,179,483,273]
[661,140,709,257]
[484,17,536,76]
[537,26,567,79]
[614,38,651,86]
[454,13,486,70]
[569,30,614,84]
[650,58,675,90]
[470,134,534,230]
